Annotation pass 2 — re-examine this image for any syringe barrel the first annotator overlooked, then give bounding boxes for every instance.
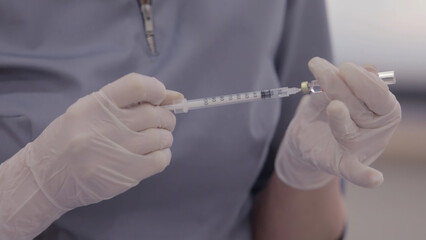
[162,87,299,114]
[162,98,189,114]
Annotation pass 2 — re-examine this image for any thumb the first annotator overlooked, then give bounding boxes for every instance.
[160,90,184,106]
[101,73,167,108]
[339,153,384,188]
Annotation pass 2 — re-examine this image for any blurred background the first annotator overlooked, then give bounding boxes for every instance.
[326,0,426,239]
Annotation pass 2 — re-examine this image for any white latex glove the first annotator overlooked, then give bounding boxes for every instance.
[275,57,401,190]
[0,73,182,239]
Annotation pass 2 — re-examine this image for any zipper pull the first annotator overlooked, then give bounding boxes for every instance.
[140,0,157,55]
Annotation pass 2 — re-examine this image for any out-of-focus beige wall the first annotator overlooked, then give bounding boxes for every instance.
[327,0,426,91]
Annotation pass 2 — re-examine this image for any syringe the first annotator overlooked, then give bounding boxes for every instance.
[163,71,395,114]
[163,87,301,114]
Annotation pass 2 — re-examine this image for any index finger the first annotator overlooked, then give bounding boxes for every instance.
[339,63,394,115]
[100,73,167,108]
[308,57,373,123]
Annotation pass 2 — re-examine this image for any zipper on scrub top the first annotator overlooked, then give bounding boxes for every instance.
[140,0,157,55]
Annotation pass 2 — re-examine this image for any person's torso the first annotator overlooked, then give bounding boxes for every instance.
[0,1,288,239]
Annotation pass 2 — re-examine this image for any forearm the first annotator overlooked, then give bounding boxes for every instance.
[0,146,65,240]
[252,172,345,240]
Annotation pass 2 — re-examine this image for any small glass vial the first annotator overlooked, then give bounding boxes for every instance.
[300,71,396,94]
[301,80,322,94]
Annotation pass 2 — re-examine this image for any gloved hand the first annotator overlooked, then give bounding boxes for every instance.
[0,73,182,239]
[275,57,401,190]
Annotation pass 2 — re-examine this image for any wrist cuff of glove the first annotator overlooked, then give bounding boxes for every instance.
[0,146,66,239]
[274,150,335,190]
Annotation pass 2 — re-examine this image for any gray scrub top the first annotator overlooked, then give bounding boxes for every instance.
[0,0,332,239]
